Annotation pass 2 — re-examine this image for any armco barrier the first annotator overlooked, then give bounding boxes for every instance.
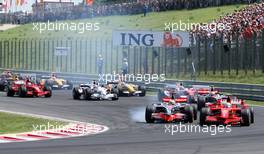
[1,68,264,101]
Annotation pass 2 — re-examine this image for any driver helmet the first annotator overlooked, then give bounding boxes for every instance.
[169,99,175,105]
[51,72,57,78]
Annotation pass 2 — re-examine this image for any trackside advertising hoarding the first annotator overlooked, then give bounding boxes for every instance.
[113,30,189,48]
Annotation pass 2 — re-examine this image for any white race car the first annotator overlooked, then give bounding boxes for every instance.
[72,83,118,101]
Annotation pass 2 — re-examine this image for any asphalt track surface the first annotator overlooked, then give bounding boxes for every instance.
[0,91,263,154]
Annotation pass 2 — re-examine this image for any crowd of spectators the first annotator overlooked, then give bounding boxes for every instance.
[0,0,259,24]
[191,1,264,39]
[1,0,263,40]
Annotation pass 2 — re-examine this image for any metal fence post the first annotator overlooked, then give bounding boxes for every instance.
[164,48,167,77]
[244,38,248,75]
[110,40,114,74]
[228,36,231,75]
[47,39,50,71]
[212,36,216,75]
[95,38,98,74]
[22,39,25,69]
[204,37,208,75]
[75,39,78,73]
[38,39,41,70]
[197,36,201,75]
[262,30,264,73]
[0,40,2,68]
[177,48,180,77]
[170,48,173,77]
[158,47,161,75]
[10,40,14,69]
[3,40,6,68]
[79,39,82,73]
[134,46,137,75]
[30,39,32,70]
[25,40,28,70]
[220,34,224,75]
[7,40,10,69]
[89,39,92,73]
[43,39,46,71]
[235,34,239,75]
[139,47,142,74]
[253,33,257,74]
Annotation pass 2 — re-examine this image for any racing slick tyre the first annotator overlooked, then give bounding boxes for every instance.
[157,89,166,102]
[191,104,198,120]
[200,107,210,126]
[138,86,146,97]
[241,108,251,126]
[145,104,156,123]
[111,94,119,101]
[72,87,81,100]
[188,95,196,104]
[84,88,92,100]
[6,86,15,97]
[112,88,119,97]
[0,84,5,91]
[197,96,206,111]
[44,86,52,98]
[184,106,194,123]
[250,107,254,124]
[18,86,27,97]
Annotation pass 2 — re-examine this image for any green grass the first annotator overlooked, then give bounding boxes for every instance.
[245,100,264,106]
[0,112,68,135]
[168,70,264,85]
[0,4,245,39]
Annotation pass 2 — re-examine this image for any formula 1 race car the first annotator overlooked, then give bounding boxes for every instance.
[190,85,221,110]
[6,79,52,98]
[157,84,196,103]
[40,73,73,90]
[145,97,196,123]
[199,98,254,126]
[0,71,19,91]
[107,81,146,97]
[72,82,118,101]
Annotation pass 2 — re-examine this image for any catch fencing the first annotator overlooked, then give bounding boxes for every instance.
[0,31,263,77]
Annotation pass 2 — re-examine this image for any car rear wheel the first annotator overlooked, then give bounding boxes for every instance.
[44,86,52,97]
[184,106,194,123]
[84,88,92,100]
[18,86,27,97]
[197,96,206,111]
[200,107,210,126]
[145,104,155,123]
[250,107,254,124]
[111,94,119,101]
[191,104,198,120]
[7,86,15,97]
[241,108,251,126]
[72,87,81,100]
[138,86,146,97]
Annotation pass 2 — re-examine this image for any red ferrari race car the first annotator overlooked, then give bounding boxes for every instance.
[200,97,254,126]
[6,79,52,98]
[190,85,221,110]
[145,97,197,123]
